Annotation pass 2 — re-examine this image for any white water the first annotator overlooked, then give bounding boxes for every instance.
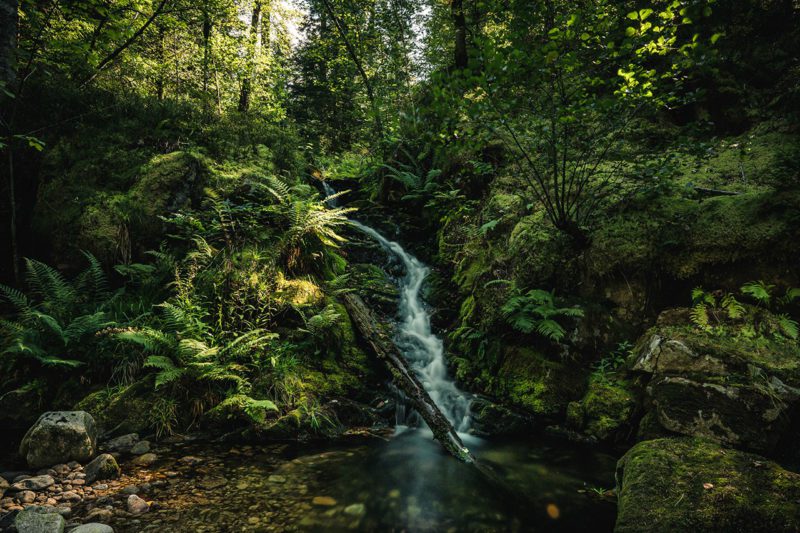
[321,181,472,432]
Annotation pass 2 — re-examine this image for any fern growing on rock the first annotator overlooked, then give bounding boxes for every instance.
[499,286,584,342]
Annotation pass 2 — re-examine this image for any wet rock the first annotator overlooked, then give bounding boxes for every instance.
[616,437,800,532]
[130,441,151,455]
[0,476,8,498]
[177,456,202,466]
[84,508,113,523]
[468,397,533,437]
[14,507,66,533]
[130,453,158,467]
[126,494,149,514]
[121,485,139,495]
[84,454,120,484]
[70,524,114,533]
[103,434,140,454]
[344,503,366,517]
[20,490,36,503]
[312,496,337,506]
[20,412,97,469]
[11,475,55,492]
[267,475,286,484]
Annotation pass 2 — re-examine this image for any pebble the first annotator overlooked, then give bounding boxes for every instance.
[267,475,286,484]
[122,485,139,495]
[312,496,337,507]
[94,484,109,490]
[127,494,150,514]
[19,490,36,503]
[344,503,366,517]
[130,441,151,455]
[84,508,114,523]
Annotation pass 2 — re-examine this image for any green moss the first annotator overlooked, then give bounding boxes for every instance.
[580,375,638,441]
[74,379,159,434]
[488,346,586,417]
[616,437,800,532]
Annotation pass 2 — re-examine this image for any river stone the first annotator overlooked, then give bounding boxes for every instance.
[311,496,337,506]
[14,507,65,533]
[129,440,150,455]
[344,503,366,517]
[0,476,8,497]
[84,454,120,484]
[10,475,55,491]
[19,412,97,468]
[130,453,158,466]
[616,437,800,532]
[103,433,139,454]
[127,494,149,514]
[69,524,114,533]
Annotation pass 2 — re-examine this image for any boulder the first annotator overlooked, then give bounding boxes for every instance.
[102,433,139,454]
[615,437,800,532]
[19,412,97,468]
[631,314,800,453]
[14,507,66,533]
[84,454,120,484]
[129,440,150,455]
[126,494,149,514]
[468,396,533,437]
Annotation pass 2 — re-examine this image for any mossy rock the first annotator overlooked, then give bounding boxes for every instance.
[74,379,159,435]
[488,346,587,418]
[631,312,800,453]
[579,376,639,442]
[615,437,800,532]
[347,263,399,314]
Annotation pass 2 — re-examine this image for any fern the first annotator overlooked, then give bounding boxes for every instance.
[690,303,711,330]
[500,286,583,341]
[721,294,745,320]
[777,314,799,340]
[741,281,774,306]
[143,355,185,388]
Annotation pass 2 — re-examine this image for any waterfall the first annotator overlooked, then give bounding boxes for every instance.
[320,181,471,432]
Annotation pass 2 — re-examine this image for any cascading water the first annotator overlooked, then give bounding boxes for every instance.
[321,181,472,432]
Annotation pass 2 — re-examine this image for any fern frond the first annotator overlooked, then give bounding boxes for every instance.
[777,314,799,340]
[178,338,218,359]
[536,319,566,341]
[721,294,745,320]
[690,303,710,330]
[741,281,774,305]
[24,258,76,310]
[0,284,31,315]
[63,312,109,344]
[116,328,175,353]
[75,251,110,302]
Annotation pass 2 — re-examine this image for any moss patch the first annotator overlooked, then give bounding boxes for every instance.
[616,437,800,532]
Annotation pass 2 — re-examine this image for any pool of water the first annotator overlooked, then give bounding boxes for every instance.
[106,429,618,532]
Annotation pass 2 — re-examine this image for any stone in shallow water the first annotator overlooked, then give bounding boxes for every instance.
[103,434,139,454]
[267,475,286,484]
[130,441,151,455]
[127,494,150,514]
[70,524,114,533]
[312,496,337,507]
[130,453,158,467]
[14,507,66,533]
[344,503,366,517]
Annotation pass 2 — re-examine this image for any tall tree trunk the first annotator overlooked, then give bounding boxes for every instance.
[1,0,18,282]
[238,0,262,113]
[0,0,18,89]
[452,0,468,70]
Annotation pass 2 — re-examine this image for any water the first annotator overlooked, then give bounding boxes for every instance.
[101,435,618,532]
[322,180,471,432]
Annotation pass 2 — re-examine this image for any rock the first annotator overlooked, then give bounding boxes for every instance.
[83,508,113,523]
[615,437,800,532]
[19,412,97,468]
[11,476,55,492]
[129,441,150,455]
[575,375,638,441]
[103,434,139,454]
[130,453,158,467]
[60,491,81,502]
[70,524,114,533]
[121,485,139,495]
[267,475,286,484]
[0,476,8,498]
[468,397,533,437]
[177,456,202,466]
[343,503,366,517]
[14,507,65,533]
[126,494,149,514]
[311,496,337,507]
[631,315,800,453]
[20,490,36,503]
[84,455,120,484]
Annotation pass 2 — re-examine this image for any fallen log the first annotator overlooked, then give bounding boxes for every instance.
[342,293,475,463]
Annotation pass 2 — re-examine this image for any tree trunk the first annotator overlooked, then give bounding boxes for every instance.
[238,0,262,113]
[0,0,17,89]
[342,293,474,463]
[451,0,468,70]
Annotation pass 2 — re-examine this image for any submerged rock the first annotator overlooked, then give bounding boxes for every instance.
[19,412,97,468]
[615,437,800,532]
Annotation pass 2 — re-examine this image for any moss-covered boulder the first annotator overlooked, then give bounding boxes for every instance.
[615,438,800,532]
[569,376,639,442]
[469,396,534,436]
[631,311,800,453]
[74,379,160,435]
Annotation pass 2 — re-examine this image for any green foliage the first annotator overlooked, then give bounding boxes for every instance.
[0,254,115,372]
[499,285,584,342]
